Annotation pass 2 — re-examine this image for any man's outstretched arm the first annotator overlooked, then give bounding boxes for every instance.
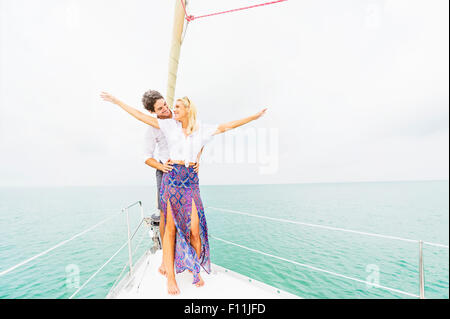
[101,92,160,128]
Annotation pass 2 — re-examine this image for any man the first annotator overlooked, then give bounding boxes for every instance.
[141,90,174,276]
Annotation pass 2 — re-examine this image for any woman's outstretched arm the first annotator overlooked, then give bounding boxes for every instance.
[213,108,267,135]
[100,92,160,129]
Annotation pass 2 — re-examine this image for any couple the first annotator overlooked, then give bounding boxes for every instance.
[101,90,266,295]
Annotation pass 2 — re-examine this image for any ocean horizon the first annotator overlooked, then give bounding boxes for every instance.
[1,178,448,188]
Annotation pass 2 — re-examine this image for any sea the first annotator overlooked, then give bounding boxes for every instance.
[0,181,448,299]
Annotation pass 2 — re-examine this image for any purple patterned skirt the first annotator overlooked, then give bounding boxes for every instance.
[159,164,211,284]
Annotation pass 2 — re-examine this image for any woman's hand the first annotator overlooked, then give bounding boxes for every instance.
[194,146,204,173]
[215,108,269,135]
[100,92,119,105]
[253,108,268,120]
[194,162,200,173]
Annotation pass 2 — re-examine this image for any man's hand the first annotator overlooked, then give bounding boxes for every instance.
[159,161,173,173]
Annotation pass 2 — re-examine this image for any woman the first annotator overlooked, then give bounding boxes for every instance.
[101,92,267,294]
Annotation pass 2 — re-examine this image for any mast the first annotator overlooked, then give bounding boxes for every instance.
[166,0,186,108]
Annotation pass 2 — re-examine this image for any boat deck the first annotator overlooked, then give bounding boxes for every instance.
[108,250,300,299]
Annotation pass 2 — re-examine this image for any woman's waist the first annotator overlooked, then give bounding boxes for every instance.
[163,163,199,186]
[167,144,202,164]
[168,160,197,167]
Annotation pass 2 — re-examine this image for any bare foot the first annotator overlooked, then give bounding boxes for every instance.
[167,277,180,295]
[158,263,167,276]
[195,274,205,288]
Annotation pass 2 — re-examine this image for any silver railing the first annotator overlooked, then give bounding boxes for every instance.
[1,201,447,299]
[0,200,155,299]
[69,201,150,299]
[419,240,425,299]
[70,201,152,299]
[0,211,122,278]
[207,206,450,299]
[122,201,145,275]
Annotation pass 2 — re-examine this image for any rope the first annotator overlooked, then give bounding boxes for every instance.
[210,235,420,298]
[181,19,190,44]
[180,0,194,22]
[207,206,449,249]
[180,0,288,22]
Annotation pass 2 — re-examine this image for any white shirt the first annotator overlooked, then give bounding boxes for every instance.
[157,118,218,165]
[143,111,173,164]
[143,126,170,164]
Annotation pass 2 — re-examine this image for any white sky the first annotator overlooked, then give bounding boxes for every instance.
[0,0,448,186]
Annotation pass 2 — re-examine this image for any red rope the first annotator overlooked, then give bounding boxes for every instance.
[180,0,195,22]
[181,0,288,22]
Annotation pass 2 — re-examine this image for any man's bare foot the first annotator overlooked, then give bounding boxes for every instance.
[167,277,180,295]
[195,274,205,288]
[158,263,167,276]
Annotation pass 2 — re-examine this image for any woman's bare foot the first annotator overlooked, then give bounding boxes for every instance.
[158,263,167,276]
[167,277,180,295]
[195,274,205,288]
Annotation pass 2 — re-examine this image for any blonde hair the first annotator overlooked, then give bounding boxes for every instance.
[177,96,198,135]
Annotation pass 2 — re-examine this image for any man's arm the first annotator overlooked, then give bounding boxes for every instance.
[101,92,160,128]
[145,158,173,173]
[143,128,173,172]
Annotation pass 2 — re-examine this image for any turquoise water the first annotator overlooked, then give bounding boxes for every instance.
[0,181,448,299]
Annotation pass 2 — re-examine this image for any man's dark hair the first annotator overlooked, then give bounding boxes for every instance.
[142,90,164,112]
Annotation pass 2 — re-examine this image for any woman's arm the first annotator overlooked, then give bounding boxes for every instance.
[213,108,267,135]
[193,146,205,173]
[100,92,160,129]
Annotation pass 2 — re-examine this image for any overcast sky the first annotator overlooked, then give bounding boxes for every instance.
[0,0,448,187]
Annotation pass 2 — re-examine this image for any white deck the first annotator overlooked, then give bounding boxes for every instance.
[108,250,300,299]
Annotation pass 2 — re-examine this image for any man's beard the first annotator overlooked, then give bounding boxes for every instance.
[158,111,172,119]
